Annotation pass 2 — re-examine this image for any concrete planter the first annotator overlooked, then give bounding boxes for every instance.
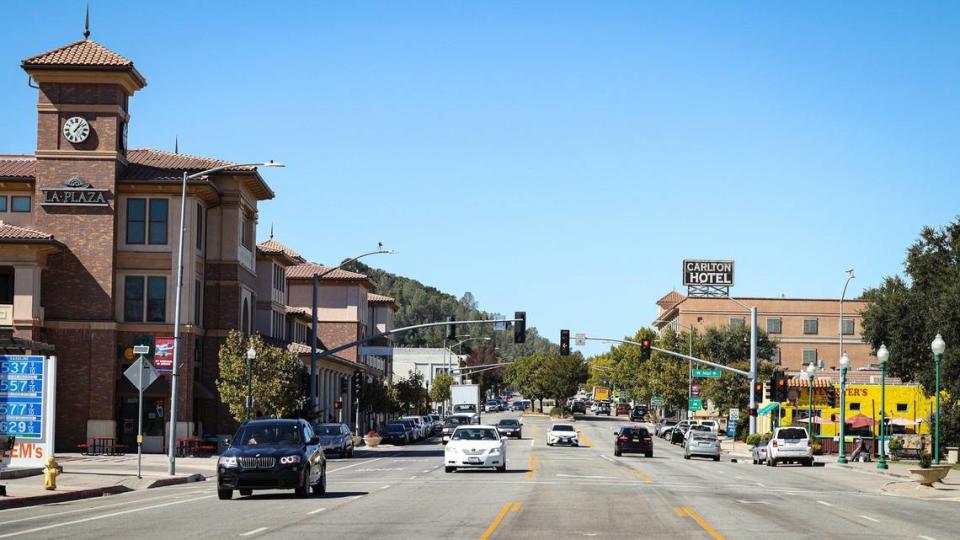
[909,466,950,486]
[363,435,382,448]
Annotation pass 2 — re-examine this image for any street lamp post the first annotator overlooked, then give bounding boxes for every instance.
[876,344,889,470]
[246,346,256,420]
[167,160,283,476]
[839,269,855,362]
[806,363,816,439]
[931,334,946,464]
[837,353,850,463]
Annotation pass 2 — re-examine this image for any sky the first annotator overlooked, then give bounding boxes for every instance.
[2,2,959,357]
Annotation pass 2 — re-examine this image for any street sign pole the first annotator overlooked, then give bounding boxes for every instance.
[137,355,144,479]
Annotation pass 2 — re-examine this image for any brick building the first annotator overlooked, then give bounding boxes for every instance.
[0,34,282,450]
[653,292,874,371]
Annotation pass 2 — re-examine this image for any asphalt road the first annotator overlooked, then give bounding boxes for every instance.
[0,412,955,539]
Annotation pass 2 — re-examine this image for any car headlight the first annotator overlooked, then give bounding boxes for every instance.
[218,456,238,468]
[489,448,501,455]
[445,446,459,454]
[279,455,302,465]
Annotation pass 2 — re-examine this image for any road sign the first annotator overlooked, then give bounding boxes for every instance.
[691,382,701,397]
[651,396,664,407]
[692,368,722,378]
[574,333,586,347]
[729,408,740,421]
[689,397,702,411]
[358,346,393,357]
[124,358,159,392]
[726,418,737,437]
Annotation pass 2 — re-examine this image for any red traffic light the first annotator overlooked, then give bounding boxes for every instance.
[334,400,342,410]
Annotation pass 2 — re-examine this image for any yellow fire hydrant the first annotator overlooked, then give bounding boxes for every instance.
[43,455,61,490]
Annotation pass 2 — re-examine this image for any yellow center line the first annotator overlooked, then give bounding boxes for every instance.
[512,502,522,513]
[526,452,537,480]
[674,506,686,518]
[531,425,539,435]
[480,502,513,540]
[578,431,594,448]
[631,469,653,483]
[683,506,725,540]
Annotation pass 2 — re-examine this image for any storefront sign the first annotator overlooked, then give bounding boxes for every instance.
[683,260,735,287]
[40,175,109,207]
[0,355,56,468]
[153,337,175,372]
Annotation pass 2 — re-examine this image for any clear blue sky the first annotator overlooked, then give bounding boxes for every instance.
[3,2,959,357]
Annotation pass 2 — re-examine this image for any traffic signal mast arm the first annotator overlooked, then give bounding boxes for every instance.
[316,318,525,359]
[578,336,751,378]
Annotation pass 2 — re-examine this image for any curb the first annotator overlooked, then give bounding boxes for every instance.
[880,480,960,502]
[831,463,910,480]
[0,485,131,510]
[0,468,43,480]
[146,473,206,489]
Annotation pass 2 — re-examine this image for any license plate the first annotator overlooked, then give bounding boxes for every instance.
[467,457,481,464]
[632,438,640,442]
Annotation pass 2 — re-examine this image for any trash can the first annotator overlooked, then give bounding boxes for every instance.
[947,447,959,464]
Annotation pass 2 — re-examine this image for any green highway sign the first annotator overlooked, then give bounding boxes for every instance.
[692,368,722,378]
[651,397,663,406]
[689,397,703,411]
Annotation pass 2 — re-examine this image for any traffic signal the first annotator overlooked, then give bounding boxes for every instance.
[826,386,837,407]
[560,329,570,356]
[446,316,456,340]
[752,381,763,404]
[352,370,363,401]
[340,377,347,394]
[514,311,526,343]
[765,375,775,400]
[774,372,788,402]
[640,338,652,360]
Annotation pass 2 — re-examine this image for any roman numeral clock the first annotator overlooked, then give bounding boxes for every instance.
[62,116,90,144]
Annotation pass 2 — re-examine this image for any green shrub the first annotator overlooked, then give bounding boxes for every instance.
[888,438,903,451]
[919,453,932,469]
[746,434,761,446]
[810,440,823,455]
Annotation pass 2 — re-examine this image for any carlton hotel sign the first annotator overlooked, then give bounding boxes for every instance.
[41,175,109,207]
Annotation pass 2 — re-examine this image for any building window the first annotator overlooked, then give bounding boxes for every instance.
[194,279,203,327]
[766,318,782,334]
[195,203,204,251]
[124,275,167,322]
[771,347,781,364]
[127,198,168,245]
[273,263,285,293]
[11,196,30,213]
[0,196,7,212]
[803,319,819,335]
[842,318,855,336]
[240,212,254,250]
[802,349,817,365]
[730,317,745,329]
[896,403,908,413]
[849,402,861,412]
[242,298,250,335]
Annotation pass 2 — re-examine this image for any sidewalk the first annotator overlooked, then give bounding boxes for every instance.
[0,452,215,509]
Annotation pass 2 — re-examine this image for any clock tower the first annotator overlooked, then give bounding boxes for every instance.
[21,36,146,320]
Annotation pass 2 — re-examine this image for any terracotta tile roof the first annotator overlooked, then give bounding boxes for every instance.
[786,369,904,386]
[22,39,133,68]
[657,291,686,306]
[288,342,313,355]
[367,293,398,307]
[0,156,36,179]
[126,148,258,173]
[0,222,54,241]
[286,263,372,282]
[257,239,305,263]
[285,306,313,319]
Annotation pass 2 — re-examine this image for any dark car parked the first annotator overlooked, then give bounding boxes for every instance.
[217,418,326,500]
[382,421,413,445]
[614,426,653,457]
[314,423,354,457]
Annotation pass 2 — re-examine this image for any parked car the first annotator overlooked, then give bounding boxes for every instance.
[751,436,771,465]
[429,414,443,435]
[546,423,580,447]
[698,420,721,434]
[382,421,413,445]
[442,415,474,443]
[615,403,631,416]
[484,400,501,413]
[401,416,427,440]
[614,425,653,457]
[217,418,326,500]
[669,421,695,445]
[629,406,647,422]
[444,425,507,473]
[684,429,720,461]
[766,427,813,467]
[422,415,438,436]
[314,422,354,457]
[510,401,526,412]
[656,420,678,438]
[496,418,522,439]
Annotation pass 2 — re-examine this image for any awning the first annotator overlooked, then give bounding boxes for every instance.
[787,377,832,388]
[758,402,779,416]
[847,414,875,428]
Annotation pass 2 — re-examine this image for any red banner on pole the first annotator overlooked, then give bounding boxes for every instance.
[154,337,175,372]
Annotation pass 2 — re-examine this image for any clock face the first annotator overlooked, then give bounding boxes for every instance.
[62,116,90,144]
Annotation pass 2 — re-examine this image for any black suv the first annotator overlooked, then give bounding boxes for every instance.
[614,426,653,457]
[629,406,648,422]
[217,418,326,500]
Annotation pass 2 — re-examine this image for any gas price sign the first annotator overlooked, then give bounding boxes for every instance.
[0,356,44,439]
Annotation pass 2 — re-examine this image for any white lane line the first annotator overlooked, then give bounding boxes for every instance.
[756,482,765,487]
[351,495,363,501]
[734,475,745,480]
[736,500,769,505]
[380,485,391,490]
[328,457,383,473]
[307,508,327,515]
[817,500,834,507]
[600,455,616,463]
[918,535,937,540]
[0,493,186,526]
[859,515,879,523]
[409,476,417,480]
[0,495,213,539]
[530,439,535,448]
[422,470,430,473]
[240,527,268,536]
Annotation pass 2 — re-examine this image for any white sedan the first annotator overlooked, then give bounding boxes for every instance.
[546,423,580,446]
[444,425,507,473]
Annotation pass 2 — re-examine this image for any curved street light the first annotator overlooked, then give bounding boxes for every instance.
[837,353,850,463]
[931,334,946,464]
[806,363,816,439]
[876,344,889,470]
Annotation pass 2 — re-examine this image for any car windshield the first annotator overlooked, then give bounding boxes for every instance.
[498,419,519,427]
[386,423,406,431]
[232,423,302,447]
[445,416,470,426]
[316,425,342,436]
[778,428,808,440]
[552,425,575,432]
[694,434,718,440]
[453,404,475,412]
[452,428,498,441]
[690,425,710,432]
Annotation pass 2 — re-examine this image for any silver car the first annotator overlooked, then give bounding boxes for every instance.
[314,423,354,458]
[752,436,770,465]
[684,430,720,461]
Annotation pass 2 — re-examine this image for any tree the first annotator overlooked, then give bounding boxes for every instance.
[429,372,454,403]
[394,371,428,414]
[505,353,547,411]
[696,324,779,415]
[861,218,960,454]
[537,354,588,413]
[216,331,306,422]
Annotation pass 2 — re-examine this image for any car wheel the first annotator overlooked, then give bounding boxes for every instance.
[312,467,327,494]
[614,449,622,457]
[684,453,690,460]
[294,473,310,498]
[645,452,653,458]
[713,455,720,462]
[445,466,455,473]
[217,489,232,500]
[803,459,813,467]
[239,489,252,497]
[497,464,506,473]
[770,458,777,467]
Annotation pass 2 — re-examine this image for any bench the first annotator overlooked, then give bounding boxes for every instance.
[893,447,922,460]
[109,444,128,456]
[77,443,91,455]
